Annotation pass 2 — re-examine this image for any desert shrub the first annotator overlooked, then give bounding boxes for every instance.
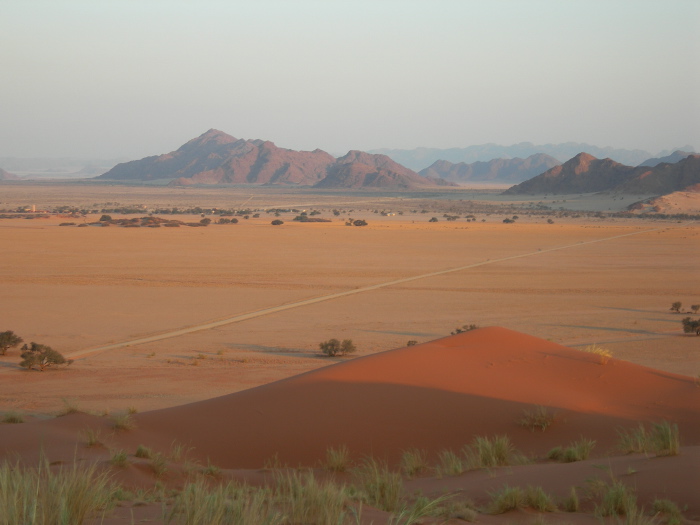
[691,304,700,314]
[0,459,117,525]
[406,340,417,346]
[352,219,367,226]
[670,301,682,313]
[151,453,168,477]
[319,338,356,357]
[0,330,23,356]
[681,317,700,335]
[353,457,403,512]
[400,448,429,478]
[19,342,72,371]
[519,405,555,432]
[58,398,80,416]
[271,219,284,225]
[325,445,350,472]
[451,324,478,335]
[582,343,613,364]
[99,215,112,221]
[2,411,24,424]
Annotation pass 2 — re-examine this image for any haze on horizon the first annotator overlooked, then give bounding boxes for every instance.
[1,0,698,160]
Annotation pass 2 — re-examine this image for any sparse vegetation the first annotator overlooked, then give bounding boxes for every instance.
[652,498,683,525]
[519,405,555,432]
[400,448,429,478]
[112,412,136,431]
[451,324,478,335]
[487,485,524,514]
[325,445,351,472]
[271,219,284,225]
[319,338,357,357]
[469,434,519,468]
[681,317,700,335]
[0,330,23,356]
[670,301,682,313]
[547,437,596,462]
[563,486,579,512]
[435,449,464,477]
[353,457,403,512]
[59,398,80,416]
[2,411,24,424]
[406,340,417,346]
[0,459,117,525]
[110,450,129,468]
[82,428,102,448]
[617,421,680,456]
[135,444,153,459]
[595,480,637,517]
[582,343,613,364]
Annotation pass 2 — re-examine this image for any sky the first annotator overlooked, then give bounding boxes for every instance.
[1,0,699,159]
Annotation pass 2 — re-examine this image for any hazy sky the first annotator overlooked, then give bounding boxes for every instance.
[2,0,699,159]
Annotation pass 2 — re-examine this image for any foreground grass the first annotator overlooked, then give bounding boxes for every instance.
[0,460,117,525]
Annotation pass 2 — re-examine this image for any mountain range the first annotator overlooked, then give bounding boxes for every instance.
[503,152,700,195]
[371,143,695,171]
[97,130,454,189]
[419,154,561,184]
[0,168,19,181]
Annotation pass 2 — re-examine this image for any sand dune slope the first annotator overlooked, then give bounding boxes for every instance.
[121,327,700,467]
[2,327,698,471]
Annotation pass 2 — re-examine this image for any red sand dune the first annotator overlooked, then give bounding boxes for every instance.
[2,327,699,471]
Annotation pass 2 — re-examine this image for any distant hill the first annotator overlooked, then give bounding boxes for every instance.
[503,153,700,196]
[419,154,560,184]
[98,130,451,189]
[316,150,454,189]
[638,150,695,167]
[0,168,20,181]
[370,143,656,171]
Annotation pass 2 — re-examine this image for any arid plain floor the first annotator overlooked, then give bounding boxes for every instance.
[0,184,698,416]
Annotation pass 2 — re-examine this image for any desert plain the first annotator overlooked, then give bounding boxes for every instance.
[0,183,699,524]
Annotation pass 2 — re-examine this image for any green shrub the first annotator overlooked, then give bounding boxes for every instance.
[595,480,637,517]
[652,499,683,525]
[135,445,153,459]
[435,449,464,477]
[524,485,557,512]
[319,338,357,357]
[110,450,129,468]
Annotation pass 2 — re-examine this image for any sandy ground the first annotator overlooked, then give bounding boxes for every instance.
[1,185,699,524]
[0,187,697,415]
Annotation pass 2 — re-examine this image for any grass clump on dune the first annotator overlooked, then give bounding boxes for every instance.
[325,444,351,472]
[82,428,103,448]
[111,412,135,432]
[435,449,465,477]
[594,480,637,518]
[652,499,683,525]
[487,485,556,515]
[353,457,403,513]
[400,448,429,478]
[617,421,680,456]
[0,459,117,525]
[582,343,613,364]
[519,405,556,432]
[467,435,525,468]
[548,437,596,462]
[275,470,351,525]
[1,411,24,424]
[135,444,153,459]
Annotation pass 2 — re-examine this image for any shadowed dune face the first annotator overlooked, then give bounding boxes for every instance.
[2,328,698,469]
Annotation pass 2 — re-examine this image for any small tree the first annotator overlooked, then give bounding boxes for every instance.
[0,331,23,356]
[99,214,112,222]
[353,220,367,227]
[681,317,700,336]
[319,338,357,357]
[691,305,700,314]
[670,301,682,313]
[19,342,72,371]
